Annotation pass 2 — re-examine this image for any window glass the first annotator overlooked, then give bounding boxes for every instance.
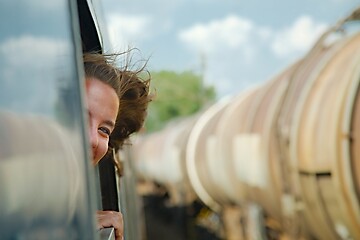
[0,0,97,239]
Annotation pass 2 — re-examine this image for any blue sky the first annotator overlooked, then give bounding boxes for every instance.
[101,0,359,98]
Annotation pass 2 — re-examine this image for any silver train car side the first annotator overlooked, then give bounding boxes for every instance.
[130,7,360,240]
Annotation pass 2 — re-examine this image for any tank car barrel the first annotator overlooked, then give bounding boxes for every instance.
[130,6,360,240]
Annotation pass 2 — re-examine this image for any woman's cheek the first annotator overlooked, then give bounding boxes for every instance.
[94,139,109,165]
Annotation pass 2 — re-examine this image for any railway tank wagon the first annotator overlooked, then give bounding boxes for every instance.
[278,20,360,240]
[214,63,301,235]
[130,7,360,240]
[133,116,199,206]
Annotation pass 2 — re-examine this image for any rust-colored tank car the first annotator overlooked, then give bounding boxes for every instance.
[131,7,360,240]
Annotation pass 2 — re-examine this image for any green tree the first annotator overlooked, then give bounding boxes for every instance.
[144,70,216,132]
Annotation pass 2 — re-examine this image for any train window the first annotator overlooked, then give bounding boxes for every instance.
[75,0,122,235]
[0,0,98,239]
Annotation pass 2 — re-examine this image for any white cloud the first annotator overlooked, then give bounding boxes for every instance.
[28,0,62,10]
[0,36,69,112]
[178,15,273,65]
[271,16,328,58]
[177,14,331,97]
[3,0,63,11]
[181,14,328,67]
[179,15,254,52]
[0,36,68,68]
[107,14,151,50]
[178,15,275,97]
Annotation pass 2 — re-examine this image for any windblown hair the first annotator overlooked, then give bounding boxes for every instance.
[83,51,152,152]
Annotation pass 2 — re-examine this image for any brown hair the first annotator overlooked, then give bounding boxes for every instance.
[83,51,152,152]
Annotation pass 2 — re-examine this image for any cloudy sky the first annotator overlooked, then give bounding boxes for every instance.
[101,0,359,98]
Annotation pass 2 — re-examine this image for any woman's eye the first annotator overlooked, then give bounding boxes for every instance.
[99,127,111,136]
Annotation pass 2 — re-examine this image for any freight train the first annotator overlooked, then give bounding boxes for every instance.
[130,7,360,240]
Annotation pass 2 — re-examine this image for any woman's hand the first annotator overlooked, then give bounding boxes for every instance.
[96,210,124,240]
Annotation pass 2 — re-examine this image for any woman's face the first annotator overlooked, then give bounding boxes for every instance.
[85,78,119,165]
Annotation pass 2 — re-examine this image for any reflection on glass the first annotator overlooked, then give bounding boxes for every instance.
[0,0,96,239]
